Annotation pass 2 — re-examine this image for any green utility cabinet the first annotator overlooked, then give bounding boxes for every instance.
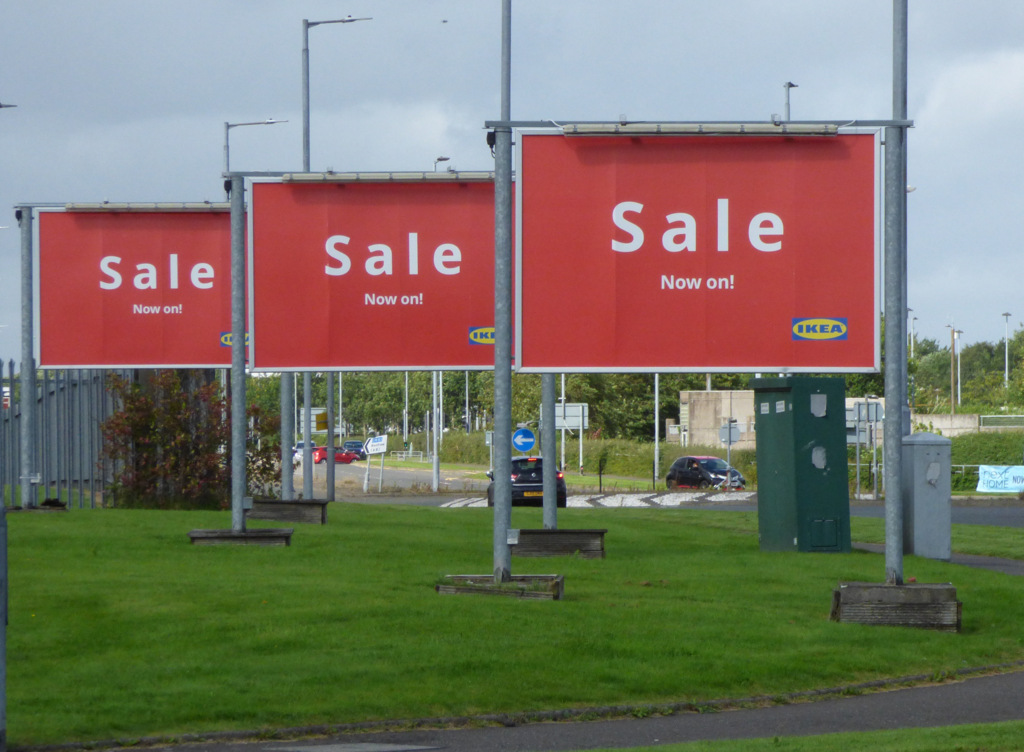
[751,377,851,552]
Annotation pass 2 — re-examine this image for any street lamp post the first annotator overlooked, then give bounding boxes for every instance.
[1003,312,1012,388]
[434,156,450,172]
[783,81,798,121]
[302,16,371,172]
[956,329,963,406]
[300,15,370,499]
[947,325,956,415]
[223,118,287,174]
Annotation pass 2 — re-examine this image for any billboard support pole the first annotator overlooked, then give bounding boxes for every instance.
[492,0,513,582]
[230,174,247,532]
[18,206,35,509]
[541,373,556,529]
[883,0,909,585]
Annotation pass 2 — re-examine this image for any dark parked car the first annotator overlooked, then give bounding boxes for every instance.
[342,440,367,460]
[666,455,745,490]
[486,456,567,507]
[312,446,359,465]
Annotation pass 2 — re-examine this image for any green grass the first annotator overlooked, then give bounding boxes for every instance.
[7,505,1024,745]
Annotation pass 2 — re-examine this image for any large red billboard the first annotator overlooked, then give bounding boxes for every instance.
[515,131,880,373]
[249,178,496,370]
[37,209,234,368]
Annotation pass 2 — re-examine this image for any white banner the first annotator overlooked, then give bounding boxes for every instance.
[976,465,1024,494]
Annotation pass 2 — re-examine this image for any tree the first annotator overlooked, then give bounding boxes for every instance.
[102,370,282,507]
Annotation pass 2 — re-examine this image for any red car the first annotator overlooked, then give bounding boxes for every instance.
[312,447,359,465]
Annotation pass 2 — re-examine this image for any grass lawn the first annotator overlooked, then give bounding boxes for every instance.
[7,505,1024,746]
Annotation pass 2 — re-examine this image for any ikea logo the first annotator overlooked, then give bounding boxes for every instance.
[792,318,848,341]
[469,327,495,345]
[220,332,250,346]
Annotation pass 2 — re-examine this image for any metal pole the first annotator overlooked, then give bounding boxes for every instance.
[948,325,955,415]
[281,374,294,500]
[1004,313,1011,388]
[560,374,566,471]
[403,372,409,444]
[18,207,35,508]
[465,371,470,434]
[541,372,556,529]
[654,374,660,482]
[882,0,908,585]
[431,371,439,492]
[303,373,312,498]
[302,20,311,172]
[326,372,335,500]
[492,0,513,582]
[950,333,958,409]
[230,174,247,532]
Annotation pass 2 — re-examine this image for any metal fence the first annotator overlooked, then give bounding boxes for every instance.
[1,362,120,509]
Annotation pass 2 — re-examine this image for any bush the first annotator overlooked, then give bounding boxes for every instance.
[102,370,283,509]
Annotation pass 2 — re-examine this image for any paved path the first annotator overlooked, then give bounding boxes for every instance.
[111,668,1024,752]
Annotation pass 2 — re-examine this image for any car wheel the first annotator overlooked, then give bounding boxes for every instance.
[666,478,678,490]
[698,480,710,489]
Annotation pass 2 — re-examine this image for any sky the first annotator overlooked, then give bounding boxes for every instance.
[2,0,1023,364]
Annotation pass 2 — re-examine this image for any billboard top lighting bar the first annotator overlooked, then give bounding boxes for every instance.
[282,171,495,183]
[64,202,230,212]
[561,122,839,136]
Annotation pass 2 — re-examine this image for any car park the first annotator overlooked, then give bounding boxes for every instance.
[312,447,359,465]
[665,455,745,490]
[342,440,367,460]
[486,456,567,507]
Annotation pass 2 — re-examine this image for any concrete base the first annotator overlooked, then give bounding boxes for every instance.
[187,528,294,546]
[830,581,961,632]
[510,529,607,558]
[435,574,564,600]
[247,499,329,525]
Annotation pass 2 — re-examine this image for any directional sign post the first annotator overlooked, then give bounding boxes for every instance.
[512,427,536,454]
[363,435,388,493]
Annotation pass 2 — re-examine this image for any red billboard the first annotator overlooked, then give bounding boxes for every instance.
[515,131,880,373]
[249,178,496,370]
[37,209,235,368]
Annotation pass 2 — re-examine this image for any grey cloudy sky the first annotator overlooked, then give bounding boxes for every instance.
[2,1,1023,363]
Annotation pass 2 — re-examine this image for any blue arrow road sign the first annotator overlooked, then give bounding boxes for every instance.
[512,427,536,453]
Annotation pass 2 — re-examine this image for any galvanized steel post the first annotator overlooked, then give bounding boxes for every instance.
[883,0,909,584]
[230,174,247,532]
[492,0,513,581]
[18,206,35,508]
[542,373,557,529]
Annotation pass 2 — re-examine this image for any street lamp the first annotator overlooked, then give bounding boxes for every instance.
[434,156,451,172]
[955,329,963,406]
[223,118,288,174]
[946,324,956,414]
[1003,312,1012,388]
[302,16,371,171]
[299,15,370,499]
[783,81,798,121]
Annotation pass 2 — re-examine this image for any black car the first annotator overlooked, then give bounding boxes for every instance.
[666,455,745,490]
[486,457,567,507]
[342,440,367,460]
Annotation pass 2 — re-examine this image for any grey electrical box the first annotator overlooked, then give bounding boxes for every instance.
[901,432,952,561]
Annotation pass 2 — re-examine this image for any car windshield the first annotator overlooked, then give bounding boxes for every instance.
[699,458,730,472]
